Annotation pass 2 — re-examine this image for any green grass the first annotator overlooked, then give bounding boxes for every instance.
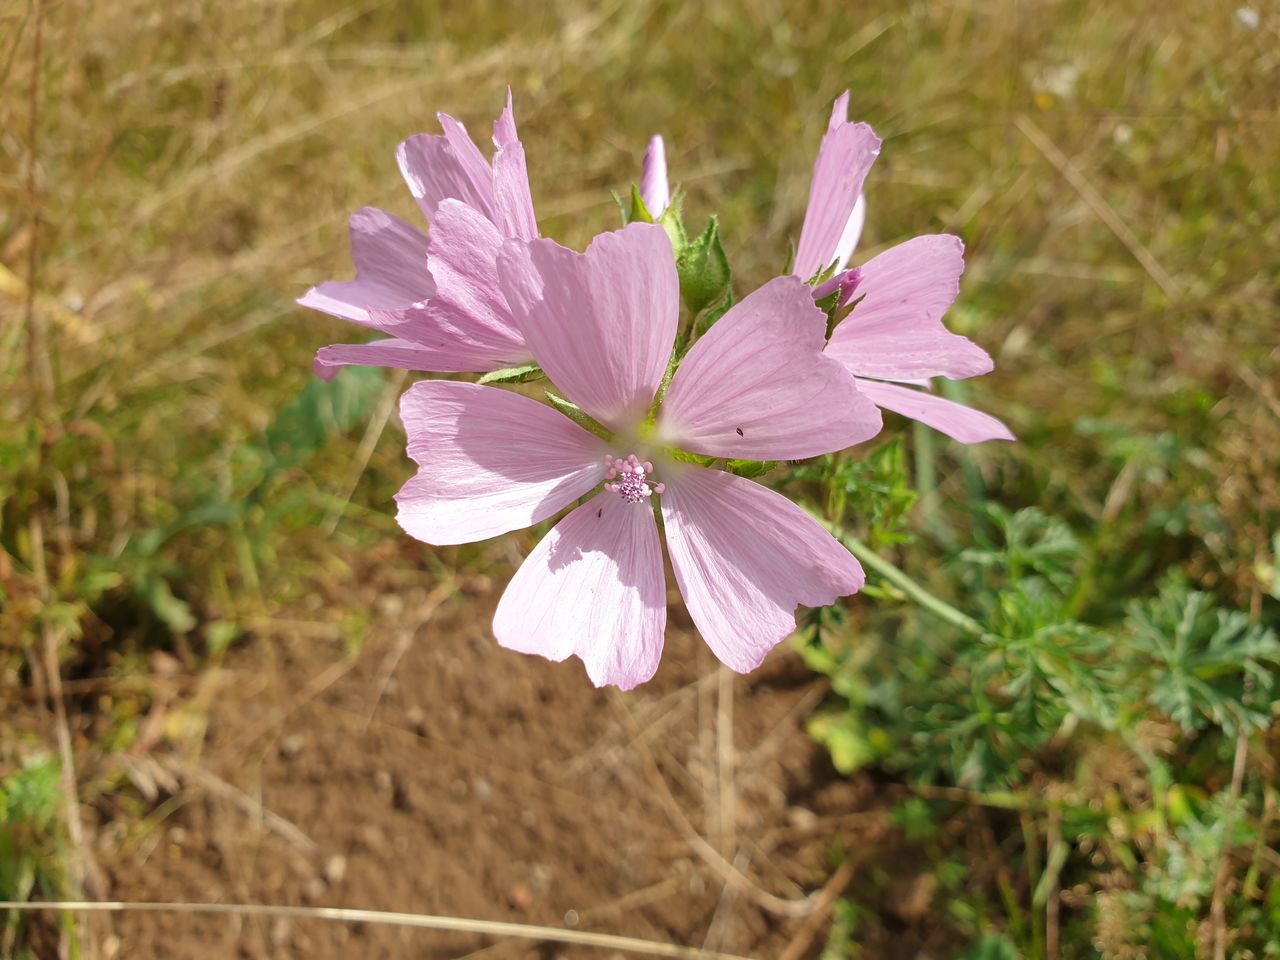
[2,0,1277,956]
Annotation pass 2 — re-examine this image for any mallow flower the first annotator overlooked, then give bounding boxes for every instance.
[796,92,1013,444]
[395,222,883,689]
[639,135,670,217]
[298,91,537,379]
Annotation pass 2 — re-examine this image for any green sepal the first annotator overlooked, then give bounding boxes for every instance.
[676,215,732,316]
[544,392,612,440]
[666,447,718,467]
[814,286,843,340]
[726,458,777,479]
[610,189,630,226]
[477,362,544,385]
[628,183,655,224]
[691,285,734,341]
[657,187,687,253]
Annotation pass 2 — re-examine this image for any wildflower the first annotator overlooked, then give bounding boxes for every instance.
[822,235,1014,443]
[794,92,1012,443]
[396,223,881,689]
[298,91,536,379]
[639,135,670,217]
[793,91,878,282]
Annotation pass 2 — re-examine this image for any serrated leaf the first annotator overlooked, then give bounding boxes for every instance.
[1124,576,1280,733]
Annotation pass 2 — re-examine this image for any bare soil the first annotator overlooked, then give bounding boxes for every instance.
[87,563,950,959]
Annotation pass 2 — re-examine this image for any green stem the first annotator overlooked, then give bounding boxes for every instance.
[832,528,985,638]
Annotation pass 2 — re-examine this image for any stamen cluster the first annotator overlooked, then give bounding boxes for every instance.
[604,454,664,504]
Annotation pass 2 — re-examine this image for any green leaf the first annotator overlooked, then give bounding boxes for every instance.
[954,933,1019,960]
[1124,576,1280,734]
[477,362,543,385]
[260,365,386,473]
[676,216,732,316]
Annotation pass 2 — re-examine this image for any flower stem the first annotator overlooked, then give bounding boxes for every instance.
[832,529,984,638]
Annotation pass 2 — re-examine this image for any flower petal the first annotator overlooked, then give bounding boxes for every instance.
[497,223,677,432]
[661,466,863,673]
[416,199,530,364]
[297,207,432,327]
[853,379,1014,443]
[490,89,538,242]
[395,381,606,545]
[639,134,670,216]
[793,93,881,280]
[396,120,495,227]
[659,275,882,459]
[832,193,866,273]
[826,234,994,380]
[493,494,667,690]
[313,337,510,380]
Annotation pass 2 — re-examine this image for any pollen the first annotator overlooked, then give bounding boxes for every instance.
[603,453,664,504]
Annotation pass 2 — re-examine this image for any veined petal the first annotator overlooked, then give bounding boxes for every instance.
[312,337,510,381]
[395,381,606,545]
[497,224,677,432]
[420,199,530,363]
[659,275,882,459]
[639,135,670,217]
[493,494,667,691]
[826,234,993,380]
[297,207,432,327]
[854,379,1014,443]
[794,93,881,281]
[396,126,496,227]
[661,466,863,673]
[832,193,866,273]
[491,89,538,242]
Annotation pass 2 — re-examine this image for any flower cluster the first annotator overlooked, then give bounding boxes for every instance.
[299,89,1011,690]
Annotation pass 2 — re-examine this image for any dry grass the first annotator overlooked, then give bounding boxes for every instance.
[1,0,1277,955]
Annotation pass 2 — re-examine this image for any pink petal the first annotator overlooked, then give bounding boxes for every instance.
[415,199,530,364]
[661,466,863,673]
[639,134,670,216]
[497,224,677,433]
[826,234,994,380]
[395,381,607,545]
[793,93,881,280]
[493,494,666,690]
[490,89,538,242]
[312,337,509,381]
[832,193,866,273]
[396,122,495,227]
[659,275,882,460]
[853,379,1014,443]
[297,207,432,327]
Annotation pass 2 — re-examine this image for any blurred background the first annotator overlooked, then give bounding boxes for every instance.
[2,1,1277,957]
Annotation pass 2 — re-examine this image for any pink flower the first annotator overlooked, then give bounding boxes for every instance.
[796,92,1013,444]
[396,223,882,689]
[793,91,879,282]
[298,91,537,380]
[639,135,670,217]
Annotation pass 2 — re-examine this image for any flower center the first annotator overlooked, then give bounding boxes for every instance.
[603,453,664,504]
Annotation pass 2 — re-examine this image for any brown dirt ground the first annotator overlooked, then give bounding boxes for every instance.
[70,560,956,959]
